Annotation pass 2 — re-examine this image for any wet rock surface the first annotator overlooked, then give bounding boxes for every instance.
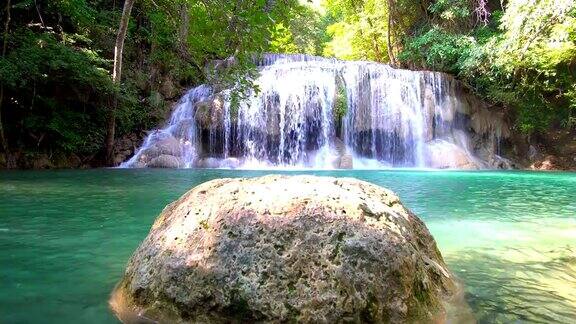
[111,175,460,323]
[425,140,480,170]
[113,133,144,167]
[147,154,183,168]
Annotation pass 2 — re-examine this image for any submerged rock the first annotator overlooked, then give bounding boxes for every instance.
[111,175,462,323]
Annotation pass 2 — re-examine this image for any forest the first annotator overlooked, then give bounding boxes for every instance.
[1,2,576,323]
[0,0,574,168]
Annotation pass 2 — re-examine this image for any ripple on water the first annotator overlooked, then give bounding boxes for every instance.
[0,169,575,323]
[447,246,576,323]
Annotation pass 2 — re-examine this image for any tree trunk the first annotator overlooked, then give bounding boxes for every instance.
[386,2,397,66]
[366,17,383,62]
[105,0,135,166]
[264,0,276,13]
[0,0,11,158]
[178,2,190,59]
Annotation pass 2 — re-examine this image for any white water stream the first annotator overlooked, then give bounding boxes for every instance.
[122,54,506,169]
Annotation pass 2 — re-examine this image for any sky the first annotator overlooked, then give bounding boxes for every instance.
[300,0,324,11]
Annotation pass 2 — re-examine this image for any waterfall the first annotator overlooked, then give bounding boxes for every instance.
[122,54,510,169]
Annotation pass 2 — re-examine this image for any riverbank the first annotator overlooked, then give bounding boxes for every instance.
[526,129,576,171]
[0,131,145,169]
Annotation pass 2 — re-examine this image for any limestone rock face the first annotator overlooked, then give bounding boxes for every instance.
[111,175,457,323]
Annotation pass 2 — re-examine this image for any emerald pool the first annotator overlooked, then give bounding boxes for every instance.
[1,170,575,323]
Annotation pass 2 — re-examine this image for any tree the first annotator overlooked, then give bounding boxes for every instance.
[0,0,323,168]
[398,0,576,133]
[105,0,135,166]
[386,0,396,65]
[0,0,10,161]
[322,0,394,62]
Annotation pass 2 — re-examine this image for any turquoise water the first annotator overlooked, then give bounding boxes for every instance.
[1,169,575,323]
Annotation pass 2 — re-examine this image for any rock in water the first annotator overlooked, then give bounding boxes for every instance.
[147,154,183,168]
[111,175,459,323]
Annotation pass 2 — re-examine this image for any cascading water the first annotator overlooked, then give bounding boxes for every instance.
[121,85,212,168]
[122,54,510,169]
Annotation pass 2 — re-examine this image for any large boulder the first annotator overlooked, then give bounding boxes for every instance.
[147,154,183,168]
[111,175,462,323]
[135,136,183,165]
[155,136,183,157]
[194,157,241,169]
[425,140,480,169]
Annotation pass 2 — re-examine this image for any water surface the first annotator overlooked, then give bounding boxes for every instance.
[1,170,575,323]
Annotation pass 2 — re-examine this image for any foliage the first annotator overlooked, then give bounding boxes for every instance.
[270,23,300,54]
[1,0,575,168]
[398,0,576,133]
[0,29,114,154]
[0,0,317,165]
[333,82,348,120]
[319,0,576,134]
[322,0,390,61]
[399,27,477,73]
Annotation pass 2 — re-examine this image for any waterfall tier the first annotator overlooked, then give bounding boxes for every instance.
[122,54,511,169]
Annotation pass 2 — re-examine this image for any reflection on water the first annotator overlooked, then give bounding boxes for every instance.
[0,169,575,323]
[450,248,576,323]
